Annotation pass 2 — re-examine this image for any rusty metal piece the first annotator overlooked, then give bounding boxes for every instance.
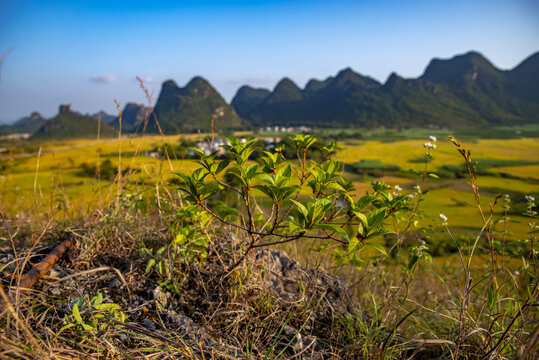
[0,233,75,316]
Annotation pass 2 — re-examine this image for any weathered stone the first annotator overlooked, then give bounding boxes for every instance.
[254,249,358,314]
[152,286,168,312]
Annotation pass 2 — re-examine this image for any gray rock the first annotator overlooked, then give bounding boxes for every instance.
[254,249,358,314]
[152,286,168,312]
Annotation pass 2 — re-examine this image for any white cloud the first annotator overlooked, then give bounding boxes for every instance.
[89,75,118,84]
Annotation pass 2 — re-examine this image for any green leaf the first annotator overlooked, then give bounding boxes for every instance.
[82,323,94,331]
[487,283,497,311]
[215,160,230,174]
[365,242,387,255]
[355,195,377,210]
[245,163,259,178]
[253,184,276,200]
[352,211,368,228]
[368,207,387,228]
[228,170,248,188]
[280,164,292,178]
[93,293,103,306]
[314,223,350,242]
[380,191,393,202]
[72,303,83,324]
[59,323,75,332]
[366,228,394,239]
[357,223,365,237]
[348,237,362,254]
[200,182,221,199]
[190,148,207,159]
[288,220,303,233]
[428,173,439,179]
[290,199,308,218]
[156,246,167,257]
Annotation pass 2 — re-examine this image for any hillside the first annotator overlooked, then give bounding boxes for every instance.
[31,106,117,140]
[0,112,46,136]
[233,51,539,128]
[148,76,243,133]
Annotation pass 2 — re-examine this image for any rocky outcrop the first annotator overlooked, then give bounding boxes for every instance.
[254,249,357,314]
[59,104,72,114]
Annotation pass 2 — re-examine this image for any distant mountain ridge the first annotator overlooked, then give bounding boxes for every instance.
[3,50,538,139]
[232,50,539,129]
[31,105,117,140]
[0,112,46,136]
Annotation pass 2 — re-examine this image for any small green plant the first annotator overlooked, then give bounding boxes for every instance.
[141,203,212,292]
[170,134,413,274]
[60,292,126,335]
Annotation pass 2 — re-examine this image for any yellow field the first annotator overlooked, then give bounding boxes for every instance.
[494,165,539,180]
[337,137,539,171]
[1,134,537,242]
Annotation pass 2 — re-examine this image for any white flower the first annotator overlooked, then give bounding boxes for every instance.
[394,185,402,192]
[504,194,510,199]
[413,185,421,192]
[525,195,535,202]
[424,142,437,150]
[429,135,437,142]
[439,214,448,223]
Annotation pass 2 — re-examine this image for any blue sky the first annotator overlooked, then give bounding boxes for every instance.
[0,0,538,123]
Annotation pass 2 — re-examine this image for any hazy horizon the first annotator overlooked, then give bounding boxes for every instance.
[1,0,538,123]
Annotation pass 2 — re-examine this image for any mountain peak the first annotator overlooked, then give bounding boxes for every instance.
[29,112,43,121]
[335,67,356,79]
[330,67,380,90]
[150,76,242,134]
[186,76,212,89]
[183,76,216,98]
[233,85,272,100]
[266,78,302,103]
[422,50,499,86]
[162,79,179,88]
[274,77,300,90]
[383,72,405,90]
[231,86,271,118]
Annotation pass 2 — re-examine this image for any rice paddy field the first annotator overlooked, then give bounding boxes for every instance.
[1,133,537,240]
